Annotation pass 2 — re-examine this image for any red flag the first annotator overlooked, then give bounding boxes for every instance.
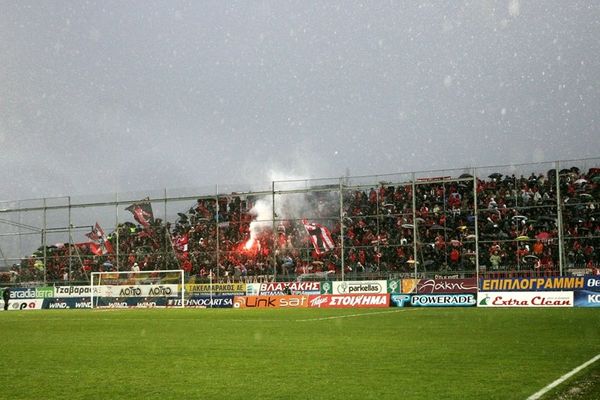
[89,242,104,256]
[85,223,101,241]
[125,198,154,227]
[86,222,114,255]
[302,219,335,255]
[175,234,189,253]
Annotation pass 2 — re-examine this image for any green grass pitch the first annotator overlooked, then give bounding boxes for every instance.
[0,308,598,400]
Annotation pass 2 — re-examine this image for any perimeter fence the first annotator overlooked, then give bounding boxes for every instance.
[0,158,598,285]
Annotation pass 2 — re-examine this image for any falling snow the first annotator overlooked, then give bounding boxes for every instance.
[0,1,598,201]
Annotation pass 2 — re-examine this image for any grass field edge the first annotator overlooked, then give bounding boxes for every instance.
[527,354,600,400]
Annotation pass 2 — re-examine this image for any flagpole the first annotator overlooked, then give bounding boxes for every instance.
[166,228,181,270]
[69,230,88,283]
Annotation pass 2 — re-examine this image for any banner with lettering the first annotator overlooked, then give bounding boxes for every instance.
[166,295,234,308]
[245,282,320,295]
[574,290,600,307]
[477,291,574,307]
[391,294,476,307]
[308,294,390,308]
[416,278,478,294]
[233,295,309,308]
[185,283,246,295]
[479,277,586,291]
[321,280,388,295]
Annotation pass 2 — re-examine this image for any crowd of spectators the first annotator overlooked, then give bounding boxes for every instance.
[4,165,599,284]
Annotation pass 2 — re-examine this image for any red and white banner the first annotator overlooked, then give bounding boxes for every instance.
[308,294,390,308]
[302,219,335,254]
[477,291,574,307]
[86,222,114,255]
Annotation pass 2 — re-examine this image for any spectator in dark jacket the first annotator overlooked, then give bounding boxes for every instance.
[3,287,10,311]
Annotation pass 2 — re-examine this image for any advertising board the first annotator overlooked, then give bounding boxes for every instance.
[184,283,246,295]
[54,286,101,298]
[166,295,234,308]
[387,280,401,294]
[246,282,320,295]
[233,295,309,308]
[390,294,476,307]
[401,279,419,294]
[416,278,478,294]
[97,284,179,298]
[479,277,585,291]
[94,297,168,308]
[321,280,388,295]
[3,299,45,311]
[308,294,389,308]
[477,291,574,307]
[574,290,600,307]
[584,276,600,291]
[9,287,54,299]
[44,298,92,309]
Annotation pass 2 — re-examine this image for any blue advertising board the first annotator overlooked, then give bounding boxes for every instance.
[584,276,600,291]
[43,297,91,309]
[574,290,600,307]
[391,294,476,307]
[93,297,168,308]
[480,276,600,291]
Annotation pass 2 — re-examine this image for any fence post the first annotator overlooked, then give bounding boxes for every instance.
[216,184,220,280]
[473,169,480,282]
[272,180,277,281]
[555,161,565,276]
[339,178,345,281]
[68,196,72,281]
[412,173,418,279]
[115,192,120,271]
[43,197,47,285]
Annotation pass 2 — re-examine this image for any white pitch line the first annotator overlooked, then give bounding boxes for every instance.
[526,353,600,400]
[296,308,406,322]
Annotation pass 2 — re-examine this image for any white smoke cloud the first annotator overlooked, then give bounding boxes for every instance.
[247,197,273,247]
[245,170,341,248]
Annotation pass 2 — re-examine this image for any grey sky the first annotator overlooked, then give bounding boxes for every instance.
[1,0,599,201]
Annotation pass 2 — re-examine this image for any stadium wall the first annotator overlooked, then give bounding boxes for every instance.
[1,276,599,310]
